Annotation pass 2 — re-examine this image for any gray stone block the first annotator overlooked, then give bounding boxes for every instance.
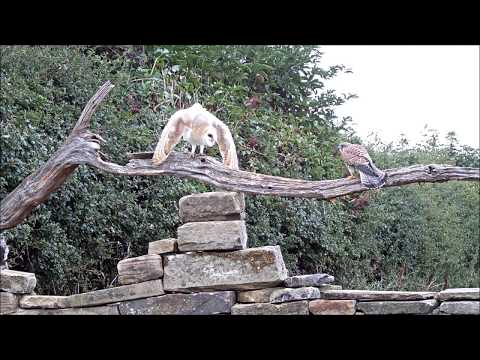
[163,246,288,292]
[232,301,309,315]
[179,192,244,223]
[119,291,236,315]
[0,269,36,294]
[117,255,163,285]
[177,220,247,251]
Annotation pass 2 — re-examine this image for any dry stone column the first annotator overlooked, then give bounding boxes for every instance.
[159,192,289,293]
[0,269,37,314]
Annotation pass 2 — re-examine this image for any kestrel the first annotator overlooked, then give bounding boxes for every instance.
[337,142,386,188]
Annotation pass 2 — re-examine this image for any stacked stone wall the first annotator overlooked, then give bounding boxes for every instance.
[1,192,478,315]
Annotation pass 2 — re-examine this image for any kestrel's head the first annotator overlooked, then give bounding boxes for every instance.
[203,126,217,147]
[337,142,350,151]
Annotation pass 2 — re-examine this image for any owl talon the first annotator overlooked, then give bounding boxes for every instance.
[345,175,356,180]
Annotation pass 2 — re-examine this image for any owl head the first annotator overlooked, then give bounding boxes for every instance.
[203,126,217,147]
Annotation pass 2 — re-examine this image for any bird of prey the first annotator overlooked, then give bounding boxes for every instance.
[337,142,386,188]
[152,103,239,169]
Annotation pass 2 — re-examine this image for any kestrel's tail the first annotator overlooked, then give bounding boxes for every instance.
[357,162,386,188]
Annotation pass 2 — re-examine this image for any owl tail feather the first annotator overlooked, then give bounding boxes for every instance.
[357,162,386,189]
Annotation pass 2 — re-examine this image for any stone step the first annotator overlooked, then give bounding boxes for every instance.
[117,255,163,285]
[237,287,284,303]
[19,295,70,309]
[270,287,321,304]
[0,292,19,314]
[435,301,479,315]
[148,239,178,255]
[232,301,309,315]
[318,284,342,291]
[236,284,342,303]
[436,288,480,301]
[309,299,356,315]
[356,300,438,314]
[177,220,247,252]
[320,290,436,301]
[179,192,244,223]
[119,291,236,315]
[67,279,164,308]
[163,246,288,292]
[0,269,37,294]
[12,305,120,315]
[284,273,334,288]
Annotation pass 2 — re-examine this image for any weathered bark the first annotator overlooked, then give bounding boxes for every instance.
[91,153,480,198]
[0,81,114,230]
[1,81,479,232]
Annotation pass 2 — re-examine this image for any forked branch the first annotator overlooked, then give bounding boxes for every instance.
[0,81,114,230]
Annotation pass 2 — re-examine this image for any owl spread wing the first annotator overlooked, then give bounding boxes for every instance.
[213,118,239,170]
[152,110,188,165]
[152,104,239,169]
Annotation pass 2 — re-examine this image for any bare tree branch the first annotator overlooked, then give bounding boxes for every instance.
[95,152,480,198]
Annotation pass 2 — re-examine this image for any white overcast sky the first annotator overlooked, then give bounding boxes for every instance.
[319,46,479,148]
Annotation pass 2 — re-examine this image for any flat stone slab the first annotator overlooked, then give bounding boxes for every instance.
[318,284,342,291]
[148,239,178,255]
[117,255,163,285]
[436,288,479,301]
[163,246,288,292]
[356,300,438,314]
[232,301,309,315]
[270,287,321,303]
[309,300,356,315]
[237,287,284,303]
[11,305,120,315]
[0,269,37,294]
[235,285,341,304]
[177,220,247,252]
[179,192,244,223]
[284,273,334,288]
[19,295,70,309]
[321,290,436,301]
[0,292,19,314]
[67,279,164,308]
[436,301,480,315]
[119,291,236,315]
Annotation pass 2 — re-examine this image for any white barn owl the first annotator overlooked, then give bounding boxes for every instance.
[152,103,239,169]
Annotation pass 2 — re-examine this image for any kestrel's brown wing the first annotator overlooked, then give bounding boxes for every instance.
[341,144,386,188]
[340,144,372,166]
[213,120,239,170]
[152,110,188,165]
